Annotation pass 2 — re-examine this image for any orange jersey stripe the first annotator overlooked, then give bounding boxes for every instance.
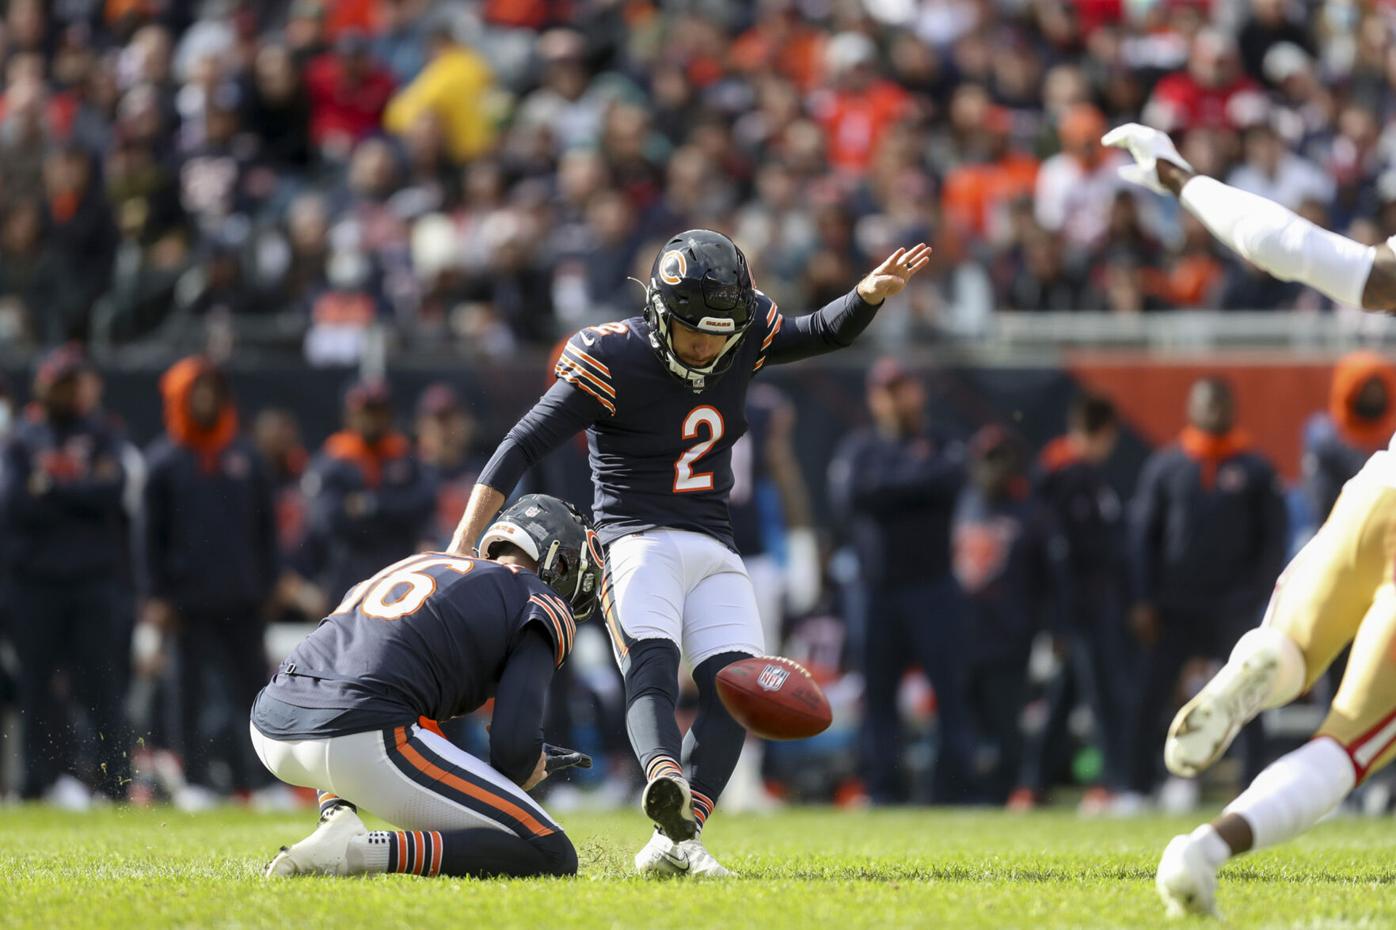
[600,571,628,658]
[557,353,617,396]
[542,592,577,650]
[557,371,617,415]
[529,594,569,665]
[761,314,784,350]
[565,344,612,377]
[766,300,779,326]
[393,728,555,837]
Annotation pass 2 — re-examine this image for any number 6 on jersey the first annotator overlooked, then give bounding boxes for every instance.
[673,405,724,493]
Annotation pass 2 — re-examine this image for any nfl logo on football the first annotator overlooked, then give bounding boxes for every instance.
[757,664,789,692]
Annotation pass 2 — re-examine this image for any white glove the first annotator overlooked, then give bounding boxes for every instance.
[1100,122,1194,196]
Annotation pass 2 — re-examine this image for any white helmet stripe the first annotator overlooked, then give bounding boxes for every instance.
[478,520,540,561]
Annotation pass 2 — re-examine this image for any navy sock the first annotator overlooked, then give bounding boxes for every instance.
[623,638,684,782]
[683,651,752,832]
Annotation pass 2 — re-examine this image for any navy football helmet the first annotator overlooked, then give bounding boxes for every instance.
[644,229,757,392]
[479,494,603,621]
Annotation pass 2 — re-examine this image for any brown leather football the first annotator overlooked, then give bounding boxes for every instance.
[715,656,832,740]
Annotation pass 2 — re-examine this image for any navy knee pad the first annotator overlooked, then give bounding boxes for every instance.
[623,638,681,710]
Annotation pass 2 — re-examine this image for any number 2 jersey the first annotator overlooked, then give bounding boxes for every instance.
[251,554,576,742]
[477,287,884,550]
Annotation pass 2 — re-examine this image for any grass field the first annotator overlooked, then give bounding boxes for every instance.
[4,805,1396,930]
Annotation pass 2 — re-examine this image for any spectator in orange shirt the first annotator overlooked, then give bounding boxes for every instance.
[729,0,827,92]
[941,96,1038,245]
[813,32,911,177]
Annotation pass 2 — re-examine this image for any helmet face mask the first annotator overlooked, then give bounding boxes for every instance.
[479,495,601,622]
[645,230,757,392]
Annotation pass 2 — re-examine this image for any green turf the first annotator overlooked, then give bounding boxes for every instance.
[3,805,1395,930]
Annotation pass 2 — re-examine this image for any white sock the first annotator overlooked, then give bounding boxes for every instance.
[346,832,392,873]
[1230,626,1306,710]
[1188,824,1232,869]
[1180,176,1376,308]
[1223,738,1356,851]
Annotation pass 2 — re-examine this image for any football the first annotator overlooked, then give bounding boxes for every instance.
[715,656,832,740]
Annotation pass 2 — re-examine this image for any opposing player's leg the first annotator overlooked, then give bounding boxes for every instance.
[601,532,698,854]
[1157,585,1396,916]
[1165,474,1396,778]
[251,722,576,879]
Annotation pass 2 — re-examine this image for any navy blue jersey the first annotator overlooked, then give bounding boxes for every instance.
[255,554,575,738]
[478,288,881,550]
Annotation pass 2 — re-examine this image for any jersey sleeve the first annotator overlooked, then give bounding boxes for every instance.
[475,378,600,494]
[520,580,578,668]
[554,328,621,416]
[753,288,882,370]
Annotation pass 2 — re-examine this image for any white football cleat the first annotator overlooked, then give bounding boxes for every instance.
[264,805,367,878]
[1156,834,1219,918]
[1166,645,1280,778]
[677,838,733,878]
[634,829,691,877]
[641,773,698,842]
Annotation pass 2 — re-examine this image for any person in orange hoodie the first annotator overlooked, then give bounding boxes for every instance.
[143,356,280,808]
[1300,351,1396,530]
[1125,377,1288,804]
[304,379,436,604]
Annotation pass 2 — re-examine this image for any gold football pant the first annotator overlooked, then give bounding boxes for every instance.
[1262,459,1396,781]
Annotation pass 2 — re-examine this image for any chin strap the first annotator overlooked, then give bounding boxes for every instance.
[645,291,746,391]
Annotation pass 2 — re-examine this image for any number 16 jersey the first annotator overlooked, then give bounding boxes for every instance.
[476,287,884,551]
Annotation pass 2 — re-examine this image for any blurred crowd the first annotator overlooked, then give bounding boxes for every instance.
[6,341,1396,815]
[2,0,1395,362]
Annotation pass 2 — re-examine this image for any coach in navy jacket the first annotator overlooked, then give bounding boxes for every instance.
[304,380,437,603]
[1126,377,1287,797]
[1,347,131,800]
[143,356,279,798]
[828,357,974,804]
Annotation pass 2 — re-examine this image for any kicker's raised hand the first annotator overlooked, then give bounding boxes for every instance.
[856,243,933,305]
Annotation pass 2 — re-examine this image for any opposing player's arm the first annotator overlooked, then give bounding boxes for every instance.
[447,370,602,556]
[760,245,932,368]
[1361,246,1396,312]
[1105,122,1396,313]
